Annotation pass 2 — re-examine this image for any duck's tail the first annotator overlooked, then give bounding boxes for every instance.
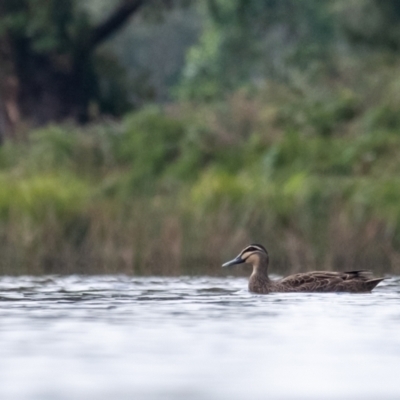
[365,278,385,291]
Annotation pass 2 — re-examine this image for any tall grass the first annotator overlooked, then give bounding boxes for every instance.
[2,77,400,275]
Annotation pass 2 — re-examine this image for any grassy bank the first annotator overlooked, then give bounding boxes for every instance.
[3,77,400,275]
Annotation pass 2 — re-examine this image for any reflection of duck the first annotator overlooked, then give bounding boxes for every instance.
[222,244,384,294]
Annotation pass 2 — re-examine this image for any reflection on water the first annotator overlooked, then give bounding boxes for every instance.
[0,275,399,400]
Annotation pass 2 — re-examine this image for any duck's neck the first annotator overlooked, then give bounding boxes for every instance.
[250,253,270,280]
[248,255,271,294]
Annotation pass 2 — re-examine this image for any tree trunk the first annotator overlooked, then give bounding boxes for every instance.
[0,35,19,140]
[14,38,93,126]
[0,0,149,135]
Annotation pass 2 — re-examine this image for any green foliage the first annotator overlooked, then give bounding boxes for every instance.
[22,125,117,176]
[4,0,400,273]
[114,108,186,189]
[0,0,87,53]
[1,92,400,273]
[0,173,90,221]
[178,0,338,100]
[340,0,400,50]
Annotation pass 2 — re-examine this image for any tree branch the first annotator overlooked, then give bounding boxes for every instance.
[87,0,147,50]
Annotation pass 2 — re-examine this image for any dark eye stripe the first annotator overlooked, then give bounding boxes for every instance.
[246,247,257,252]
[240,244,268,257]
[250,244,268,253]
[240,246,259,256]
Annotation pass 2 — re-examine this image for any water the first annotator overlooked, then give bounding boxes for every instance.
[0,275,399,400]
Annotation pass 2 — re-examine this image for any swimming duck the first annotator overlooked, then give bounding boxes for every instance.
[222,244,384,293]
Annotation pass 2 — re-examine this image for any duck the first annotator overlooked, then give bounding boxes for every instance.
[222,244,384,294]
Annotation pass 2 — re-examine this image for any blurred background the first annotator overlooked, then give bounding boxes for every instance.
[0,0,400,276]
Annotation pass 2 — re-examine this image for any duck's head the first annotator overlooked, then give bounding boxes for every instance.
[222,244,269,269]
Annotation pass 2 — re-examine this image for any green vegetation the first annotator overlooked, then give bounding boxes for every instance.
[2,1,400,275]
[2,75,400,274]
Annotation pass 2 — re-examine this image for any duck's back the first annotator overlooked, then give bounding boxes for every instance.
[271,270,384,293]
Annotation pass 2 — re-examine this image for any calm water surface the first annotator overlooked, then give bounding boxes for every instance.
[0,275,399,400]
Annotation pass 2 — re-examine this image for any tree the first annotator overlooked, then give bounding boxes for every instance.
[339,0,400,51]
[0,0,183,139]
[178,0,337,100]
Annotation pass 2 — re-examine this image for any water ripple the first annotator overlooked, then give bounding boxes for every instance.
[0,275,398,400]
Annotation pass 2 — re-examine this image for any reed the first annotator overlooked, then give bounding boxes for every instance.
[1,84,400,275]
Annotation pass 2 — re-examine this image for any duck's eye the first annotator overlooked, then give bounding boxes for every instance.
[246,247,257,252]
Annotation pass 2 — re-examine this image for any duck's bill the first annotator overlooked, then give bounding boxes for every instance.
[222,256,244,267]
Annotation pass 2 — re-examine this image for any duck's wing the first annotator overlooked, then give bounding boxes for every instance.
[278,270,382,292]
[278,272,341,292]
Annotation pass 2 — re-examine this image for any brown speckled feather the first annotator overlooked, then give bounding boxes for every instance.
[269,270,383,293]
[223,244,384,294]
